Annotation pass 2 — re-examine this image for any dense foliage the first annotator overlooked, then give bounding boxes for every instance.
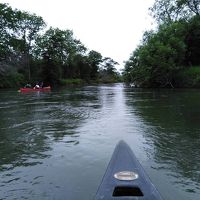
[0,3,120,88]
[123,0,200,88]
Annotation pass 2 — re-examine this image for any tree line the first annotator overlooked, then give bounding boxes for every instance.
[123,0,200,88]
[0,3,121,88]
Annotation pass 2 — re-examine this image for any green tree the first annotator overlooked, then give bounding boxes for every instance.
[150,0,199,24]
[99,57,119,82]
[102,57,118,75]
[185,15,200,66]
[0,3,13,61]
[15,10,46,80]
[35,27,86,63]
[124,0,200,88]
[87,50,103,79]
[35,27,87,84]
[124,21,187,87]
[0,4,25,87]
[0,3,119,87]
[0,3,46,84]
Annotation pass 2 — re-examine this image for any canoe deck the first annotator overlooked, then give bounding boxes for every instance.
[95,141,163,200]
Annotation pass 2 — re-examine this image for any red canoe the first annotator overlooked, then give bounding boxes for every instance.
[20,86,51,93]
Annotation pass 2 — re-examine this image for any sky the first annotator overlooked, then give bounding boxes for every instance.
[1,0,156,70]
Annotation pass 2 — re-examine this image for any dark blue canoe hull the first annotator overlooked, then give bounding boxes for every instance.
[95,141,163,200]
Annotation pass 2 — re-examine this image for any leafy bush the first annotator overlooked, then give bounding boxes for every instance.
[177,67,200,87]
[0,72,25,88]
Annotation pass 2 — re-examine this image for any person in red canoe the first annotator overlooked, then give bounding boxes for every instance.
[34,82,40,89]
[24,83,32,88]
[39,81,44,88]
[34,81,43,89]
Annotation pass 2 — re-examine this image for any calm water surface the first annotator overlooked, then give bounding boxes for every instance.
[0,84,200,200]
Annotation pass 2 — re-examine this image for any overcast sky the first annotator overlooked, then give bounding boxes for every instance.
[2,0,156,69]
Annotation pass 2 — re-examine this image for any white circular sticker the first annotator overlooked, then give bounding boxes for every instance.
[114,171,139,181]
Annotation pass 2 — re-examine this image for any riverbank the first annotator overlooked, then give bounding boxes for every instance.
[125,66,200,88]
[2,66,200,89]
[0,77,123,89]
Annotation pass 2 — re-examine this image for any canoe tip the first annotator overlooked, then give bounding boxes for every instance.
[116,140,131,150]
[117,140,127,145]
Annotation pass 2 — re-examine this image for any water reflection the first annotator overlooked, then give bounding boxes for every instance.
[1,86,200,200]
[0,88,101,172]
[0,88,100,199]
[125,88,200,194]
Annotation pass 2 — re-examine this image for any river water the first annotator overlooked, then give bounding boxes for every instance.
[0,84,200,200]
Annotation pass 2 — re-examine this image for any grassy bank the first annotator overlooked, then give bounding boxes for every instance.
[59,79,86,86]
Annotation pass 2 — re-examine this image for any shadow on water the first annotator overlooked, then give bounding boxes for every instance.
[124,88,200,195]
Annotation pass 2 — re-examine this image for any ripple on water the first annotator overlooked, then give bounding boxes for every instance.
[1,86,200,200]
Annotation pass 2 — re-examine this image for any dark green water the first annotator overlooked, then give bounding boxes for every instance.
[0,84,200,200]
